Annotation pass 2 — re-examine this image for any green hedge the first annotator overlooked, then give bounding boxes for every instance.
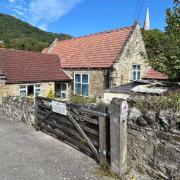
[70,94,96,105]
[131,93,180,112]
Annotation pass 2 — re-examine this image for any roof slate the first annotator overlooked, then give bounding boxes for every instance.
[48,26,133,68]
[0,48,70,84]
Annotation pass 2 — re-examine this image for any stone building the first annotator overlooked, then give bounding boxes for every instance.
[44,23,149,98]
[0,49,71,103]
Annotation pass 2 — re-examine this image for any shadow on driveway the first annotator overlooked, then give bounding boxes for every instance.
[0,116,114,180]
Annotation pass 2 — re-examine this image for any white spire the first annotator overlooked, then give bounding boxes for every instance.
[144,8,150,30]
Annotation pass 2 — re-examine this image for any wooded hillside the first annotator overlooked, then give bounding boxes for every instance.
[0,13,72,52]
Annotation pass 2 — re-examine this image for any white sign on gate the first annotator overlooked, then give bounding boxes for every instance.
[52,101,67,116]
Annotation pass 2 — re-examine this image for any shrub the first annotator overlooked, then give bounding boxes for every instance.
[131,93,180,112]
[70,94,96,105]
[47,89,55,99]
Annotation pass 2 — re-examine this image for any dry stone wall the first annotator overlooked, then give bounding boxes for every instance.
[127,104,180,179]
[0,96,35,126]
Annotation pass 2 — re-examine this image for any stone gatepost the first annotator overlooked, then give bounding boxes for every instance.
[109,98,128,177]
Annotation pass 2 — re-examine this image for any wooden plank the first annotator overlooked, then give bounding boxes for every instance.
[39,123,94,156]
[37,109,49,116]
[50,113,75,127]
[99,116,108,165]
[36,110,52,129]
[67,111,99,159]
[36,96,52,102]
[80,124,99,136]
[68,104,109,117]
[36,97,109,117]
[109,98,128,176]
[36,112,99,147]
[34,102,40,130]
[47,112,99,136]
[37,114,99,143]
[38,104,51,111]
[69,111,99,125]
[98,103,108,165]
[44,119,99,147]
[38,115,99,138]
[80,107,109,117]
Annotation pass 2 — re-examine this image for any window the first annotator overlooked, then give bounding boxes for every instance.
[132,65,141,81]
[20,86,27,97]
[35,85,42,96]
[56,83,68,100]
[74,74,89,96]
[20,84,42,97]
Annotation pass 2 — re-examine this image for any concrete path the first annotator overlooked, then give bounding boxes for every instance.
[0,116,115,180]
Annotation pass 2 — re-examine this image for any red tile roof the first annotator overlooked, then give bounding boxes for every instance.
[48,26,134,68]
[0,48,71,84]
[143,68,169,80]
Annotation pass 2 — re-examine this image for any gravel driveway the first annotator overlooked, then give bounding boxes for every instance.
[0,116,115,180]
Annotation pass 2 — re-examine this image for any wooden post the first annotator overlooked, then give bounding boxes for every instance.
[34,97,39,130]
[109,98,128,177]
[99,103,108,166]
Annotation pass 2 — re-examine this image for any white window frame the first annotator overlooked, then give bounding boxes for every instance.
[59,83,68,101]
[74,73,89,97]
[19,86,27,97]
[34,84,42,97]
[19,84,42,97]
[132,64,141,81]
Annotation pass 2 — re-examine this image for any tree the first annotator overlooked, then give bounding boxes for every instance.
[0,13,71,52]
[166,0,180,36]
[143,0,180,81]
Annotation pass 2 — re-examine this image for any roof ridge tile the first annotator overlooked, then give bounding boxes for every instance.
[58,26,133,43]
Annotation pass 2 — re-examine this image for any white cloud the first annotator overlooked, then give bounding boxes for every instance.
[7,0,28,20]
[6,0,85,30]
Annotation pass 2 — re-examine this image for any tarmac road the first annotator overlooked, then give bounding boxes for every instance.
[0,116,115,180]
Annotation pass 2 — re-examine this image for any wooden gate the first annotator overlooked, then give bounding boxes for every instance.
[35,97,110,165]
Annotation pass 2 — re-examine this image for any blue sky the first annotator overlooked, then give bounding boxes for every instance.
[0,0,173,36]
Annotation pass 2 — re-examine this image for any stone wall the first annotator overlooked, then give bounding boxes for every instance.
[0,96,35,126]
[64,69,109,98]
[126,103,180,179]
[111,24,150,86]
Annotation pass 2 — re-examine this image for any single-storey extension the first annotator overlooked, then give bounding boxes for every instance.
[0,48,71,103]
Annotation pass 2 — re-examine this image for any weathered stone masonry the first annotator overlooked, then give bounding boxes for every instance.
[0,96,35,126]
[111,24,149,86]
[127,103,180,180]
[64,69,109,98]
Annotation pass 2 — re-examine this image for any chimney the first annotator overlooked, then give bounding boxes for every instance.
[144,8,150,30]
